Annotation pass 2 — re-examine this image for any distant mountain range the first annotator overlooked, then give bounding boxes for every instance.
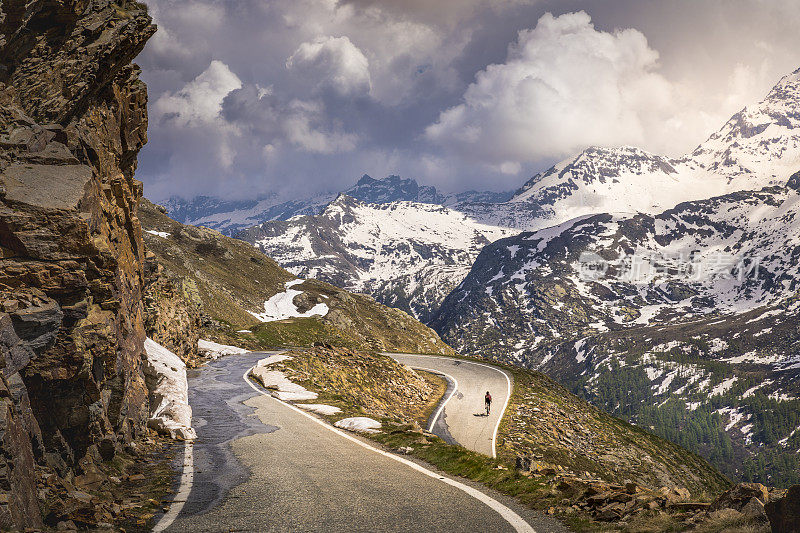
[462,68,800,231]
[237,68,800,321]
[237,194,513,322]
[163,174,513,236]
[431,171,800,486]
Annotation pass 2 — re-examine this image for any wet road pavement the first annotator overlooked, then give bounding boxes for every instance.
[179,352,278,515]
[159,352,567,533]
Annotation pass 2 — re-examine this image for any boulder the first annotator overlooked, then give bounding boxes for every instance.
[515,455,532,472]
[709,482,770,513]
[765,485,800,533]
[738,496,767,521]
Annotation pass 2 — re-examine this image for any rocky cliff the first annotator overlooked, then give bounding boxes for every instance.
[0,1,154,528]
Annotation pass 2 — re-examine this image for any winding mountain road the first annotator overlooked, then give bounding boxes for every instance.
[153,352,566,533]
[387,353,511,458]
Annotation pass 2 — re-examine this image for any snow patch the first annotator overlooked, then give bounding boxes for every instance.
[257,353,293,366]
[334,417,381,434]
[249,279,330,322]
[710,376,738,397]
[198,339,249,359]
[142,338,196,440]
[574,338,589,363]
[145,230,170,238]
[717,407,749,432]
[251,364,318,401]
[686,401,702,411]
[299,404,342,415]
[779,426,800,447]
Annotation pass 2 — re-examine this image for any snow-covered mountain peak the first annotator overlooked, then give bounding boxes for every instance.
[476,67,800,233]
[689,67,800,186]
[510,146,679,203]
[162,174,511,235]
[762,67,800,105]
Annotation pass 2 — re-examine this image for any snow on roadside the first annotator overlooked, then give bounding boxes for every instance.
[249,279,330,322]
[258,353,293,366]
[334,417,381,434]
[251,356,318,401]
[299,404,342,415]
[198,339,249,359]
[143,338,196,440]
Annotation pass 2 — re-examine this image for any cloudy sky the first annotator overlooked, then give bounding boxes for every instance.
[137,0,799,203]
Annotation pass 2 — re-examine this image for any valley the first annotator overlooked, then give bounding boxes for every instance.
[204,66,800,492]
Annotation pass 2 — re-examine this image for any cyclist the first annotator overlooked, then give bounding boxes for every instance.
[485,391,492,416]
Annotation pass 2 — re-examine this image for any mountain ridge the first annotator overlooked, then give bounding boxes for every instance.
[244,66,800,324]
[139,198,455,356]
[164,174,513,236]
[237,194,515,322]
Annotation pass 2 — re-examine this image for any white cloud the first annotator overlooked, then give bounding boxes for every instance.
[426,11,701,166]
[137,0,800,202]
[286,36,371,96]
[276,0,468,105]
[153,60,243,125]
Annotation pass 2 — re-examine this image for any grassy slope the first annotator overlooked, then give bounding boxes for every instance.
[497,365,730,496]
[139,199,453,354]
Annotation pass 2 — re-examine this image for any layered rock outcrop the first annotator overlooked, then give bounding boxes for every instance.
[0,1,154,528]
[143,251,202,366]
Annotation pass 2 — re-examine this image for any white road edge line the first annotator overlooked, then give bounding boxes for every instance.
[391,354,512,459]
[407,366,459,432]
[243,367,536,533]
[152,439,195,533]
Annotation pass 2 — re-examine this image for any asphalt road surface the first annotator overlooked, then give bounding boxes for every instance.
[155,352,567,533]
[388,353,510,457]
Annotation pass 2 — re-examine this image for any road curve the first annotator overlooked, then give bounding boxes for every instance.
[387,354,511,458]
[155,352,567,533]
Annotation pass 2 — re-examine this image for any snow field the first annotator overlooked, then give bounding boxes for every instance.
[249,279,330,322]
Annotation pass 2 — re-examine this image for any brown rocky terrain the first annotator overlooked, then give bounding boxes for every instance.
[266,346,438,423]
[0,0,160,529]
[498,368,729,497]
[142,249,203,366]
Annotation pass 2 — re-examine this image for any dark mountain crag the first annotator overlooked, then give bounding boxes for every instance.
[0,1,155,528]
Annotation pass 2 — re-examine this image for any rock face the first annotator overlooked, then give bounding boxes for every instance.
[0,1,154,529]
[143,251,202,366]
[766,484,800,533]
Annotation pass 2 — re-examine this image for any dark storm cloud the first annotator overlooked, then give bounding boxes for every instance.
[136,0,800,203]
